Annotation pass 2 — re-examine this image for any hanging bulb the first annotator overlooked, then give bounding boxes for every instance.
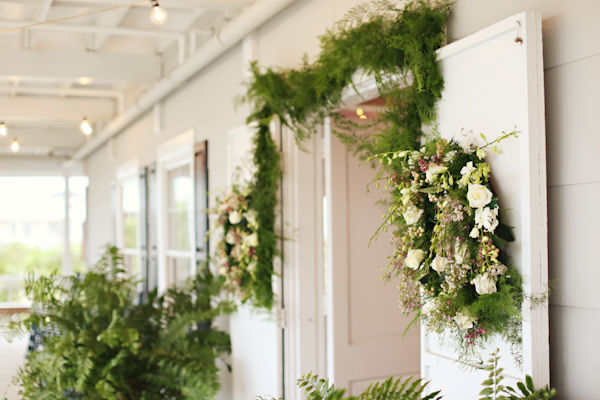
[10,138,19,153]
[80,117,92,135]
[0,122,6,137]
[150,1,167,25]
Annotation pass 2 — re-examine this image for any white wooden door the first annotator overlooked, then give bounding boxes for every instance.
[421,11,549,398]
[325,118,421,396]
[226,124,281,400]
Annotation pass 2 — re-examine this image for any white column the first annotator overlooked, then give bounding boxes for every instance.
[62,175,72,275]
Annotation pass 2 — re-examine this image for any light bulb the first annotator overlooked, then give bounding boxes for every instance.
[0,122,6,137]
[150,2,167,25]
[10,138,19,153]
[80,117,92,135]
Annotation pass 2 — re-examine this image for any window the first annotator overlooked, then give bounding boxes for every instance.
[116,160,141,277]
[156,130,196,291]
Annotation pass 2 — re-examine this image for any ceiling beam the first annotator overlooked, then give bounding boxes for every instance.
[50,0,252,10]
[0,86,124,113]
[89,6,130,51]
[0,19,184,39]
[27,0,54,48]
[0,49,160,84]
[0,96,115,123]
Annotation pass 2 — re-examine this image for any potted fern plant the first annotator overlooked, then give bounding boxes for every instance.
[8,246,233,400]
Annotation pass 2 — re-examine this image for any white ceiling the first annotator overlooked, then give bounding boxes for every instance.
[0,0,254,158]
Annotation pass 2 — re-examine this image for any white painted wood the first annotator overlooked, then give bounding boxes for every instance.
[324,118,420,396]
[421,10,549,398]
[226,124,257,186]
[280,126,327,399]
[547,183,600,310]
[545,56,600,187]
[0,49,161,84]
[0,96,114,123]
[226,123,281,400]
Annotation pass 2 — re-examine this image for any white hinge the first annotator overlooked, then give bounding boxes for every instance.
[278,307,287,329]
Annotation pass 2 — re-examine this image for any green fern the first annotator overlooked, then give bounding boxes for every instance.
[8,245,233,400]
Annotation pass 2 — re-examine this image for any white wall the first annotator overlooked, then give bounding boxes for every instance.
[448,1,600,399]
[84,0,599,399]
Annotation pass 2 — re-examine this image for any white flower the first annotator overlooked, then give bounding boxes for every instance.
[244,209,258,227]
[229,210,242,224]
[475,206,499,232]
[467,184,493,209]
[405,249,426,270]
[231,244,241,259]
[425,165,447,182]
[225,229,237,245]
[471,272,498,295]
[218,264,228,275]
[225,191,241,210]
[422,299,439,316]
[431,255,449,274]
[454,243,468,265]
[243,232,259,247]
[247,260,257,272]
[469,227,480,238]
[476,148,487,160]
[403,205,424,225]
[454,311,477,330]
[460,135,475,151]
[460,161,476,176]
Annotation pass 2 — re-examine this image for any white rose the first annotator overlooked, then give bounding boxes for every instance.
[454,311,478,330]
[403,205,424,225]
[229,210,242,225]
[431,255,449,274]
[467,184,493,209]
[225,229,237,245]
[422,299,439,316]
[244,209,258,227]
[474,206,499,232]
[247,260,257,272]
[469,227,480,238]
[425,165,447,182]
[230,244,241,259]
[460,161,476,176]
[405,249,426,270]
[471,272,498,295]
[244,232,259,247]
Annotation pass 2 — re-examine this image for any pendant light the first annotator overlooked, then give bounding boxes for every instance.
[150,0,167,25]
[10,138,19,153]
[80,117,93,135]
[0,122,6,136]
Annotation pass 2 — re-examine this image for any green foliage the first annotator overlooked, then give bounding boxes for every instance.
[0,242,84,276]
[297,373,442,400]
[242,0,450,151]
[239,0,450,310]
[246,122,282,310]
[479,349,557,400]
[8,245,233,400]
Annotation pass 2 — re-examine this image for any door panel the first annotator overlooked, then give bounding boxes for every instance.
[325,120,420,396]
[422,10,549,397]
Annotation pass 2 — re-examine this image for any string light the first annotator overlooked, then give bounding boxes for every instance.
[10,138,19,153]
[356,108,367,119]
[80,117,93,135]
[150,0,168,25]
[0,122,6,137]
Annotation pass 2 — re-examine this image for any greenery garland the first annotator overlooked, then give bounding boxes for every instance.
[246,122,281,310]
[240,0,450,310]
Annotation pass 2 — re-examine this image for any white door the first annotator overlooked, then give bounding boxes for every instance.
[226,124,281,400]
[324,117,421,396]
[421,11,549,398]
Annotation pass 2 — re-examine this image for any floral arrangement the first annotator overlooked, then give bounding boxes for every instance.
[373,130,526,361]
[213,186,261,304]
